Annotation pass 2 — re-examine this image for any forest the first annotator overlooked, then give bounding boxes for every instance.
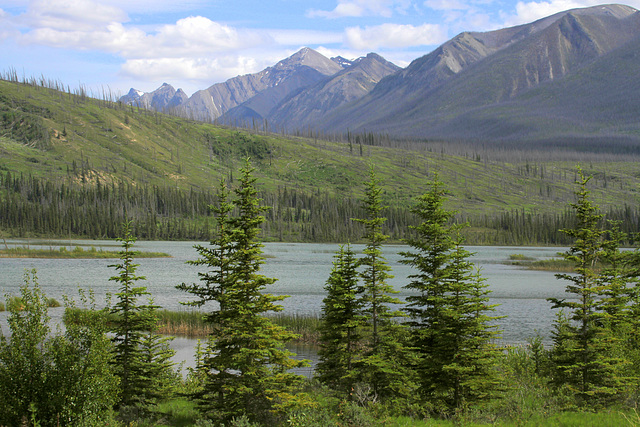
[2,169,640,246]
[2,161,640,426]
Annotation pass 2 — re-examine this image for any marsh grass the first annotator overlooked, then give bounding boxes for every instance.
[155,310,213,338]
[64,308,321,343]
[509,254,537,261]
[266,312,322,344]
[1,296,60,311]
[154,310,321,343]
[0,245,171,259]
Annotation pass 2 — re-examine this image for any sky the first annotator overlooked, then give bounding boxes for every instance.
[1,0,639,97]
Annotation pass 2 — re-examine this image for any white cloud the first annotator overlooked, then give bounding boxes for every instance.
[120,56,261,84]
[345,23,446,50]
[307,0,409,18]
[269,29,343,46]
[108,0,207,14]
[20,15,270,59]
[424,0,467,10]
[498,0,640,27]
[22,0,128,32]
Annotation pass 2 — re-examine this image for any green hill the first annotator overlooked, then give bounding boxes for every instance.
[1,77,639,244]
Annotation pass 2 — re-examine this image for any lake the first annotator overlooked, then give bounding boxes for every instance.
[0,239,567,371]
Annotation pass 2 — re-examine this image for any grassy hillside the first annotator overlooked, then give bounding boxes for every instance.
[1,77,639,242]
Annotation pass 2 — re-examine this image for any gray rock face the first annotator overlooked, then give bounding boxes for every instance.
[119,5,640,144]
[266,53,400,130]
[181,47,343,122]
[318,4,640,141]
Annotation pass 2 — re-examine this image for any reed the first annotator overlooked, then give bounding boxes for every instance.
[266,312,322,344]
[63,307,322,343]
[154,310,322,343]
[155,310,213,338]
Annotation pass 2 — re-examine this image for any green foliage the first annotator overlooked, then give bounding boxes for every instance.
[352,166,415,402]
[548,169,634,406]
[400,175,502,413]
[179,161,310,424]
[3,79,640,246]
[109,222,175,408]
[317,244,364,394]
[0,270,118,426]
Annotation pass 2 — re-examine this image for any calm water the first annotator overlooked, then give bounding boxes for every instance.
[0,240,567,370]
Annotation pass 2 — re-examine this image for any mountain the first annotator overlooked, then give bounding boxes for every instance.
[265,53,400,130]
[317,4,640,143]
[119,88,144,105]
[120,83,188,112]
[331,56,356,68]
[178,47,343,122]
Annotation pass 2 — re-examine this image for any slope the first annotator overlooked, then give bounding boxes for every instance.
[266,53,400,131]
[1,77,640,242]
[319,4,639,143]
[179,47,342,122]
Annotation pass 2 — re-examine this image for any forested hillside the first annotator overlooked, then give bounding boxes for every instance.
[1,75,639,244]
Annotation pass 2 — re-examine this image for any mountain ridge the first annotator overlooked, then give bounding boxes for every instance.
[119,4,640,145]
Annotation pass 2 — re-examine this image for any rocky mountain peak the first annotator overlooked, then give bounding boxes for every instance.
[274,47,342,76]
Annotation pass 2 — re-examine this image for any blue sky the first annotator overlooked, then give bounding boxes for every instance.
[1,0,638,96]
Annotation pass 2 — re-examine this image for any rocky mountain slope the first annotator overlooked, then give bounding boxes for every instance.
[318,4,640,143]
[120,4,640,145]
[260,53,400,131]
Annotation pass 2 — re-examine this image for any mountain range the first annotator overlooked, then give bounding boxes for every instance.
[120,4,640,144]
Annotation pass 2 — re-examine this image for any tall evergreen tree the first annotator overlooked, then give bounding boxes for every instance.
[317,244,363,395]
[179,160,308,425]
[353,166,414,401]
[109,222,174,408]
[548,170,631,405]
[400,176,502,412]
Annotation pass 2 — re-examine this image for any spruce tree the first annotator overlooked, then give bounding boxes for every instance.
[317,244,363,395]
[109,222,174,408]
[179,160,308,424]
[400,176,502,412]
[548,170,631,405]
[353,166,414,401]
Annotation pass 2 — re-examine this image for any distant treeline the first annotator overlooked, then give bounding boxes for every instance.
[1,170,638,245]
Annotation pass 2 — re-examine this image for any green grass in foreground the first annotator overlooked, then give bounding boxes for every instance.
[0,245,171,259]
[130,396,638,426]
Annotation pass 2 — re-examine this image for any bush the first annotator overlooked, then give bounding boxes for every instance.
[0,270,119,426]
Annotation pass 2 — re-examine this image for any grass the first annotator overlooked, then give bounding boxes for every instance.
[509,253,537,261]
[0,245,171,259]
[155,310,214,338]
[64,308,320,344]
[0,296,60,311]
[155,310,321,343]
[2,78,640,225]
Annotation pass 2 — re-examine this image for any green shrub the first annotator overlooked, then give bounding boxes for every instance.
[0,270,119,426]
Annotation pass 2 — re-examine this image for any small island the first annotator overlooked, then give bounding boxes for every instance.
[0,245,171,259]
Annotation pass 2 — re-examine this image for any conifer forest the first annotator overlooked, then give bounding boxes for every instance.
[2,160,640,426]
[2,78,640,425]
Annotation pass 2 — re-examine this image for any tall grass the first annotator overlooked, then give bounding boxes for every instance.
[155,310,213,338]
[154,310,321,343]
[266,312,322,344]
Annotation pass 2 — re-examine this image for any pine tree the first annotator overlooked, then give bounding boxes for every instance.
[109,222,174,408]
[317,244,363,395]
[353,166,414,401]
[179,160,309,424]
[400,176,502,412]
[548,170,631,405]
